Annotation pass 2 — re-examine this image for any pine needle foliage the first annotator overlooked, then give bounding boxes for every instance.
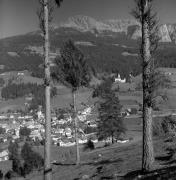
[97,92,126,144]
[53,40,91,92]
[55,0,63,7]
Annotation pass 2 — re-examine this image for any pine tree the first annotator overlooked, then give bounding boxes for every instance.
[52,40,91,165]
[37,0,63,179]
[132,0,159,171]
[97,91,125,144]
[55,0,63,6]
[8,141,19,160]
[0,170,3,180]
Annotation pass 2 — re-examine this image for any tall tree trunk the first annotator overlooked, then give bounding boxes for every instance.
[72,90,80,165]
[111,132,114,144]
[142,0,154,172]
[44,0,52,179]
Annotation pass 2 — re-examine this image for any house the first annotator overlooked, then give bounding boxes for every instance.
[30,129,42,140]
[0,150,9,162]
[0,115,8,119]
[37,110,44,120]
[58,119,67,125]
[0,134,8,143]
[114,74,126,83]
[55,128,64,135]
[64,128,72,137]
[17,72,24,76]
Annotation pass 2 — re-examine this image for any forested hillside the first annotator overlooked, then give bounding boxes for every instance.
[0,25,176,79]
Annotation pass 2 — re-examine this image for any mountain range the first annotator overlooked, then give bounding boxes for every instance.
[0,15,176,78]
[58,15,176,43]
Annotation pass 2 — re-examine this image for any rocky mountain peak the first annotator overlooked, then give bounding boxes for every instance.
[59,15,138,34]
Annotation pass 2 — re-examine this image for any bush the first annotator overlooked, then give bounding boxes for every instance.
[162,116,176,134]
[130,108,138,115]
[4,170,13,180]
[0,127,6,134]
[84,126,97,134]
[12,158,23,175]
[129,137,133,141]
[153,118,164,136]
[0,170,3,179]
[21,142,44,175]
[153,116,176,136]
[19,126,31,138]
[104,142,111,147]
[84,139,95,151]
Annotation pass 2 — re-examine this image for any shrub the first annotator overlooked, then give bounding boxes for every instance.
[161,116,176,134]
[0,170,3,179]
[19,126,31,138]
[84,139,95,151]
[153,116,176,136]
[4,170,13,180]
[23,144,43,172]
[84,126,97,134]
[0,127,6,134]
[153,118,164,136]
[129,137,133,141]
[130,108,138,115]
[8,141,19,160]
[104,142,111,147]
[12,158,23,175]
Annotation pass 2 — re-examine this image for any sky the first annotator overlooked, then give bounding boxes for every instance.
[0,0,176,38]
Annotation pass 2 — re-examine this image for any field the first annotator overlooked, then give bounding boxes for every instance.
[0,98,25,113]
[0,72,97,112]
[1,68,176,113]
[51,87,94,110]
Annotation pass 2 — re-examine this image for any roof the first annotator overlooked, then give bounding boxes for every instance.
[0,150,8,158]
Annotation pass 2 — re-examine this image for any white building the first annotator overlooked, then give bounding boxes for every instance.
[0,150,9,162]
[115,74,126,83]
[65,128,72,137]
[37,110,44,120]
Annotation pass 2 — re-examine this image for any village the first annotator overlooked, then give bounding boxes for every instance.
[0,105,98,162]
[0,97,139,163]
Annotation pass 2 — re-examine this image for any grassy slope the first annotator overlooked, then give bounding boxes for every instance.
[0,98,25,113]
[1,67,176,112]
[19,117,176,180]
[18,117,143,180]
[0,72,96,112]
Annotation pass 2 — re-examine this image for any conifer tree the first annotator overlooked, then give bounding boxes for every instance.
[52,40,91,165]
[132,0,159,171]
[37,0,63,179]
[97,91,126,144]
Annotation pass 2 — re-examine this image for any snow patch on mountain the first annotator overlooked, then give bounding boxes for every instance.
[75,41,96,46]
[122,52,138,57]
[7,52,19,57]
[59,15,176,43]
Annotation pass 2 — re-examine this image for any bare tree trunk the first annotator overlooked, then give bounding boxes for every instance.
[44,0,52,179]
[142,106,154,171]
[72,90,80,165]
[111,133,114,144]
[142,0,154,172]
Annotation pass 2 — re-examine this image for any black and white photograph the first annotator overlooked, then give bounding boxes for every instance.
[0,0,176,179]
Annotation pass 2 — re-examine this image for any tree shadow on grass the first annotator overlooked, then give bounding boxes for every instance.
[52,158,123,167]
[52,162,76,166]
[82,158,123,166]
[123,165,176,180]
[155,155,172,162]
[164,138,173,143]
